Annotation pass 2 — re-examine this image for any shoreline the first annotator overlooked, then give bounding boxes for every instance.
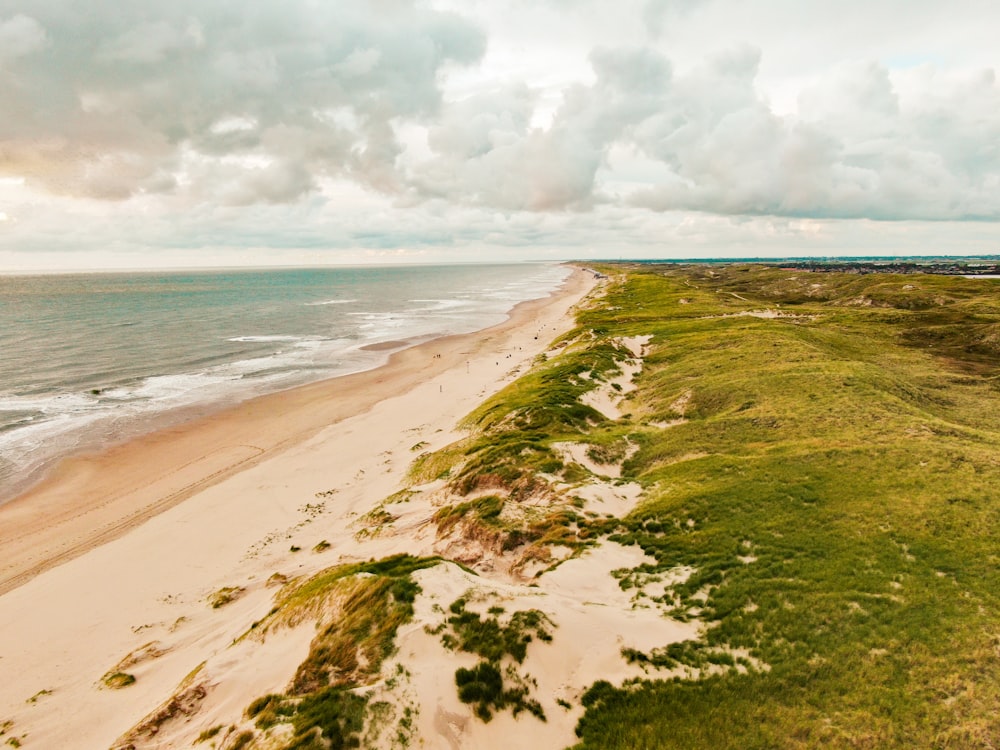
[0,332,443,508]
[0,265,593,597]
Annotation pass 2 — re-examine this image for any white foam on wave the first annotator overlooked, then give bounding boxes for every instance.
[347,312,437,342]
[125,371,240,402]
[0,409,112,497]
[344,266,568,344]
[292,339,325,350]
[0,344,364,502]
[305,298,358,306]
[409,299,471,312]
[228,335,304,343]
[347,312,405,326]
[0,410,104,450]
[213,338,352,378]
[0,392,100,414]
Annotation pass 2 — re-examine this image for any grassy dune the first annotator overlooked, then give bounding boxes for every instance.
[567,265,1000,748]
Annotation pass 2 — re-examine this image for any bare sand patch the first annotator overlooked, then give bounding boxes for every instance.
[381,543,701,750]
[702,309,816,321]
[573,480,644,517]
[579,335,652,420]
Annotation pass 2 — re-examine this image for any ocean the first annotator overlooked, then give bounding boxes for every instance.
[0,263,570,504]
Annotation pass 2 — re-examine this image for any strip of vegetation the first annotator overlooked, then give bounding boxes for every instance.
[438,596,552,722]
[448,342,632,497]
[391,312,648,574]
[26,688,52,704]
[194,724,223,743]
[431,491,605,570]
[621,643,752,672]
[246,688,365,750]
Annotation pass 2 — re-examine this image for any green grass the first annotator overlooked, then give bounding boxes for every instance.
[290,689,365,749]
[434,495,505,532]
[407,439,470,484]
[431,492,596,563]
[442,596,553,663]
[274,556,436,695]
[442,335,638,499]
[0,721,21,749]
[194,724,223,743]
[561,264,1000,748]
[25,689,52,704]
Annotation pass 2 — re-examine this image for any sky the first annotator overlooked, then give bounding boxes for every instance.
[0,0,998,270]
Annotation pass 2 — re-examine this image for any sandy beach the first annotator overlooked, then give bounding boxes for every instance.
[0,269,588,598]
[0,265,670,749]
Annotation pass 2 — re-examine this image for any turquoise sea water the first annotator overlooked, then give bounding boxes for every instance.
[0,263,569,503]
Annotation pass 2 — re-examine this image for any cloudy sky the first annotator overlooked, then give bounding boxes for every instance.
[1,0,998,269]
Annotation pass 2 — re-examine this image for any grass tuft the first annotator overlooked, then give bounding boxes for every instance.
[101,672,136,689]
[209,586,245,609]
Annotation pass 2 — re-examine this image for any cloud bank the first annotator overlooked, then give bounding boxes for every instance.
[0,0,998,266]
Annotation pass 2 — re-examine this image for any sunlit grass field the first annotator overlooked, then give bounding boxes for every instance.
[563,264,1000,748]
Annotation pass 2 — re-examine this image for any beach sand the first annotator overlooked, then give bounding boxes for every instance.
[0,269,588,598]
[0,266,696,749]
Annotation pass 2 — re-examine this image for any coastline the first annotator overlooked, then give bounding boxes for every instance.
[4,262,1000,749]
[0,262,600,750]
[0,266,593,597]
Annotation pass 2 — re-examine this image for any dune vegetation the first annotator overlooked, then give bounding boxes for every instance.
[567,264,1000,748]
[421,262,1000,748]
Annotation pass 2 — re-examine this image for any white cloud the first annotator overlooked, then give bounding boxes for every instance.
[0,14,47,59]
[1,0,999,266]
